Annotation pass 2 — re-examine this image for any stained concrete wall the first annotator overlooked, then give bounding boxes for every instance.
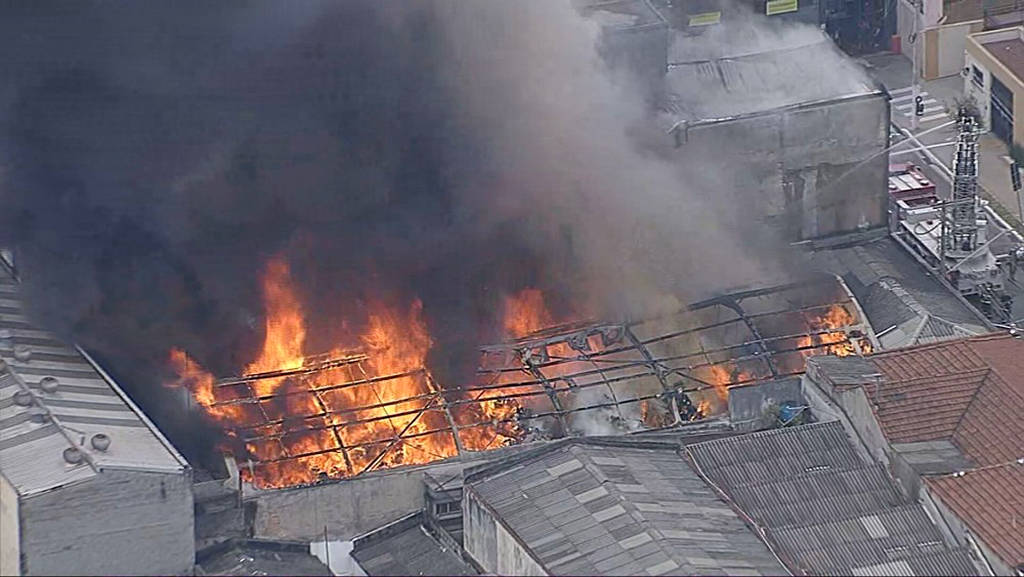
[249,455,506,542]
[463,488,498,572]
[1,473,20,576]
[20,469,194,576]
[921,484,1011,575]
[599,23,669,103]
[679,92,889,241]
[727,377,802,432]
[463,487,546,576]
[252,466,428,542]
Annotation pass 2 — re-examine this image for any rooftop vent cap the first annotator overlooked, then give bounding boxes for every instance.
[12,345,32,362]
[12,390,33,407]
[90,433,111,452]
[39,376,59,394]
[62,447,84,465]
[27,407,48,424]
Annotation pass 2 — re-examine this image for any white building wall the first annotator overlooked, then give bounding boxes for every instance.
[964,51,992,130]
[496,521,546,577]
[20,469,194,576]
[464,489,547,575]
[463,491,498,572]
[937,21,983,78]
[1,474,20,576]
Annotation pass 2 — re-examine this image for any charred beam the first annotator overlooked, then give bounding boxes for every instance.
[215,354,367,388]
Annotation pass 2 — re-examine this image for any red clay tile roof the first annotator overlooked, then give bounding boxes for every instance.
[927,463,1024,569]
[870,369,987,443]
[870,338,987,381]
[867,334,1024,463]
[953,370,1024,467]
[868,334,1024,569]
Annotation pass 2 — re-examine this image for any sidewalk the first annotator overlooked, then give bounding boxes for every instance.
[978,133,1024,227]
[861,52,1024,228]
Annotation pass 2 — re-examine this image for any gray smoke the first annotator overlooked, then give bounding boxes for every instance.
[0,2,802,440]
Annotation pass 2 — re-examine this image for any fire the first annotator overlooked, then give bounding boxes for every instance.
[797,304,858,357]
[503,288,555,338]
[696,400,711,418]
[244,259,306,392]
[167,258,537,488]
[707,364,735,401]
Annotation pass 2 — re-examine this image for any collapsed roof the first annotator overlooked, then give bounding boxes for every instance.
[206,277,873,489]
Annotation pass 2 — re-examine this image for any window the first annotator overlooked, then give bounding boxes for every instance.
[973,65,984,88]
[434,501,461,516]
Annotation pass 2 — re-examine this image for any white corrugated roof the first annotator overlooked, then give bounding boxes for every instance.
[0,268,187,497]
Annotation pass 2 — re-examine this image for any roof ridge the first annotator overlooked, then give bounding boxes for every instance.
[868,334,976,358]
[877,366,991,386]
[950,368,993,442]
[967,332,1016,342]
[573,444,679,562]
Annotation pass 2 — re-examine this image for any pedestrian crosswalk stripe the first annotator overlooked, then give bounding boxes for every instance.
[888,86,915,96]
[902,106,944,117]
[894,98,937,110]
[891,92,931,104]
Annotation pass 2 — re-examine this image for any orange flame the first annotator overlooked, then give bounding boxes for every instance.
[797,305,858,358]
[503,288,555,339]
[167,258,536,488]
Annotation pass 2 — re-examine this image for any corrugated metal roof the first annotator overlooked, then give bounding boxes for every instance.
[0,268,187,496]
[351,513,477,576]
[468,439,786,576]
[807,238,988,347]
[663,32,876,124]
[686,422,981,576]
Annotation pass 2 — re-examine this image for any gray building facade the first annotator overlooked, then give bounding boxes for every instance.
[0,264,194,576]
[665,27,890,242]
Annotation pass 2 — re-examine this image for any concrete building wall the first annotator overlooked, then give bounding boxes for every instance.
[496,518,547,576]
[1,474,20,576]
[19,470,194,576]
[727,378,803,432]
[965,49,993,130]
[966,28,1024,147]
[921,485,1012,575]
[463,489,498,572]
[681,93,889,241]
[463,488,546,576]
[936,21,984,78]
[898,0,980,80]
[250,458,486,541]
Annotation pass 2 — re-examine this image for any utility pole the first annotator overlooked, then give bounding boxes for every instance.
[911,0,921,131]
[1014,162,1024,227]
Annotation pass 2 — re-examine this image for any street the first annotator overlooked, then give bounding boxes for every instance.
[860,52,1024,325]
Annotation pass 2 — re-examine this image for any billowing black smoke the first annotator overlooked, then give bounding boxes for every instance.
[1,1,784,454]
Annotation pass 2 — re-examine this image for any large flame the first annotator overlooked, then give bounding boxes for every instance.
[168,266,866,488]
[503,288,555,338]
[797,304,858,357]
[168,259,538,488]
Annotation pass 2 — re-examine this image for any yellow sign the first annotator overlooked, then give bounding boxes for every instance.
[766,0,798,15]
[688,11,721,26]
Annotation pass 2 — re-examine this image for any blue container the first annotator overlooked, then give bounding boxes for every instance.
[779,401,802,424]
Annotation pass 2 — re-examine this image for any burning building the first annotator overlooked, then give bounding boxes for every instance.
[0,1,910,564]
[162,256,874,540]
